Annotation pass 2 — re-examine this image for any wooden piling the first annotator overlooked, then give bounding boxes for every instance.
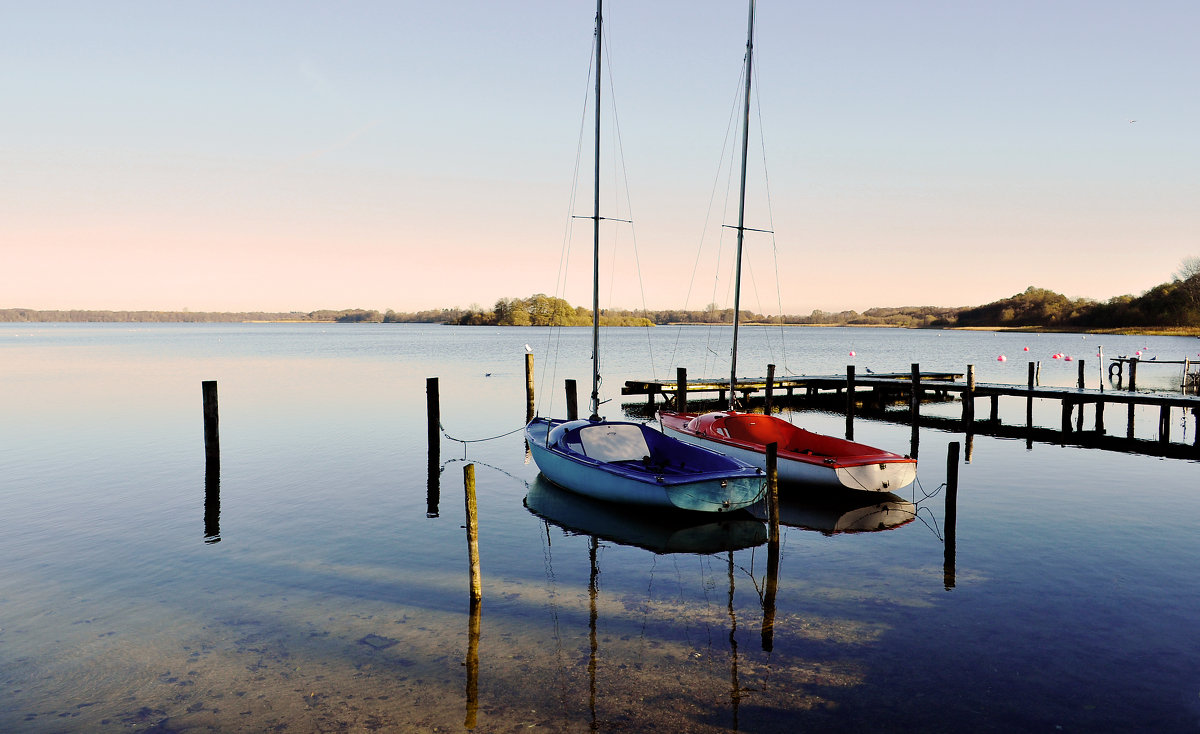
[846,365,856,440]
[1096,399,1105,433]
[1077,359,1086,389]
[944,441,960,591]
[1129,357,1138,392]
[202,380,219,466]
[1026,362,1035,429]
[427,377,441,450]
[677,367,688,414]
[565,379,579,421]
[909,363,920,424]
[962,365,975,428]
[990,394,999,422]
[765,363,775,414]
[525,353,535,423]
[464,464,482,603]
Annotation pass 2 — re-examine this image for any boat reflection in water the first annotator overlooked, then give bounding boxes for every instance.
[523,477,766,554]
[752,487,916,535]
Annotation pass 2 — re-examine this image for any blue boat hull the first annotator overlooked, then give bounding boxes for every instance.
[525,418,765,513]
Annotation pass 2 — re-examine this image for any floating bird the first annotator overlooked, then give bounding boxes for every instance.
[865,367,875,374]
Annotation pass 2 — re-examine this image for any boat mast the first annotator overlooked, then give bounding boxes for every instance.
[729,0,755,412]
[589,0,603,421]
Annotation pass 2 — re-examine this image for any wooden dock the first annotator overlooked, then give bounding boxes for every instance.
[624,361,1200,453]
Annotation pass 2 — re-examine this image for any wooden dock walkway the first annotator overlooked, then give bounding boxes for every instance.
[623,361,1200,453]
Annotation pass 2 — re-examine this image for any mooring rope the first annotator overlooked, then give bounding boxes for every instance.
[440,422,526,445]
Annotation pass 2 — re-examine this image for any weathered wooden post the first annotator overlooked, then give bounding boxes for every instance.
[1129,357,1138,392]
[565,379,579,421]
[962,365,975,428]
[1026,362,1035,430]
[202,380,219,466]
[525,353,536,423]
[765,363,775,414]
[990,394,999,423]
[677,367,688,413]
[846,365,856,440]
[464,464,482,603]
[944,441,960,590]
[762,442,779,652]
[1096,398,1106,433]
[909,363,920,424]
[1077,359,1086,389]
[1098,345,1105,391]
[1061,399,1073,436]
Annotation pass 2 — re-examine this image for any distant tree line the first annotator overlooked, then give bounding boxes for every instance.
[5,259,1198,329]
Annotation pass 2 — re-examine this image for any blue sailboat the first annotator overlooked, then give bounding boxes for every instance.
[525,0,765,514]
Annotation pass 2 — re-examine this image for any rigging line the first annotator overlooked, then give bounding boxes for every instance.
[538,31,600,417]
[669,66,748,374]
[602,37,660,382]
[750,60,794,376]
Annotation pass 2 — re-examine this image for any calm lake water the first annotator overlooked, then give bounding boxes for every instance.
[2,323,1198,732]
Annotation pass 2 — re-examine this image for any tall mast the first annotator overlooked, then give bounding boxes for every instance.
[729,0,755,411]
[589,0,603,420]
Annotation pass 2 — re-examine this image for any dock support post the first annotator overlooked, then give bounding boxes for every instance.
[765,363,775,414]
[763,442,779,652]
[909,363,920,423]
[1127,403,1136,439]
[525,353,535,422]
[677,367,688,413]
[1026,362,1035,429]
[202,380,220,467]
[990,394,999,423]
[464,464,482,603]
[846,365,856,440]
[944,441,960,590]
[1129,357,1138,392]
[962,365,975,428]
[1077,359,1086,389]
[565,379,579,421]
[1061,400,1073,436]
[1096,400,1105,434]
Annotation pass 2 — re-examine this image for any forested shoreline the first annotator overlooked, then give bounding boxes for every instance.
[5,262,1200,332]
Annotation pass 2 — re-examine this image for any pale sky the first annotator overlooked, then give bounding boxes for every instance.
[3,1,1197,314]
